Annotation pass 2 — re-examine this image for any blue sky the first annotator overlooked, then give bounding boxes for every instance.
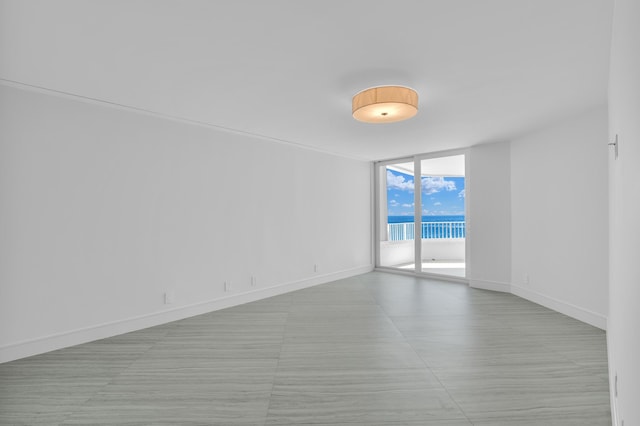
[386,168,465,216]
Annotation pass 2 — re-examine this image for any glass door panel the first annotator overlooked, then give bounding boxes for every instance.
[419,154,466,278]
[378,161,416,271]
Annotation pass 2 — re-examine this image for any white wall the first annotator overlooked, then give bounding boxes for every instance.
[608,0,640,423]
[467,142,511,291]
[510,106,609,328]
[0,85,373,362]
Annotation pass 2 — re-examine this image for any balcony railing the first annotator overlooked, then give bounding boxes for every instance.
[388,221,466,241]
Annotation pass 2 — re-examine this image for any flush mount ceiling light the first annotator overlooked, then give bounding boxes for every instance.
[352,85,418,123]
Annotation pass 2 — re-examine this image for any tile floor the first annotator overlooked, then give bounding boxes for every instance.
[0,272,611,425]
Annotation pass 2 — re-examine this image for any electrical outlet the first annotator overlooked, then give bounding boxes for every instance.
[251,276,256,287]
[524,273,529,284]
[164,291,174,305]
[224,281,231,292]
[314,264,318,273]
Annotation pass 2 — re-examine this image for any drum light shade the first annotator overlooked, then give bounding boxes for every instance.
[352,86,418,123]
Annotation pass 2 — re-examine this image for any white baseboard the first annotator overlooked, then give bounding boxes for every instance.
[468,278,511,293]
[468,279,607,330]
[0,264,373,363]
[510,284,607,330]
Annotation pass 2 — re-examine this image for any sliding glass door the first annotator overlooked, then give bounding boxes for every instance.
[376,152,467,279]
[418,154,466,278]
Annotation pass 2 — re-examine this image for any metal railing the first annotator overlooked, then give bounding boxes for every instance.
[388,221,466,241]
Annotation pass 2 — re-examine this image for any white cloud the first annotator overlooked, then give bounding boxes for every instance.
[387,171,414,191]
[389,199,399,206]
[434,202,441,206]
[458,189,465,198]
[402,203,414,208]
[421,176,456,194]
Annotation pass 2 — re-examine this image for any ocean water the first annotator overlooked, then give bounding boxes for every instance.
[388,215,465,223]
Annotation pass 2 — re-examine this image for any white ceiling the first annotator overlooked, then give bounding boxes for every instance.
[0,0,613,161]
